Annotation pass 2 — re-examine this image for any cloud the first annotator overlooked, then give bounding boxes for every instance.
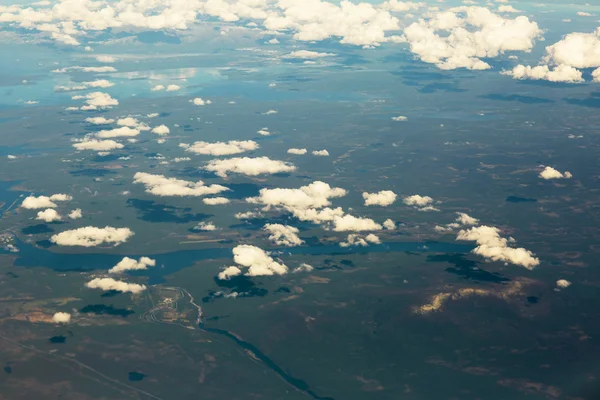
[264,224,303,246]
[151,85,165,91]
[543,28,600,69]
[340,233,380,247]
[282,50,336,59]
[456,212,478,225]
[403,6,542,70]
[392,115,407,121]
[52,312,71,324]
[501,64,584,83]
[248,181,347,210]
[257,127,271,136]
[235,211,263,219]
[68,209,83,219]
[50,226,134,247]
[85,116,114,125]
[147,113,159,118]
[539,166,572,180]
[73,139,124,151]
[7,155,17,160]
[108,256,156,273]
[193,221,217,231]
[190,97,212,105]
[577,11,592,17]
[165,84,181,92]
[383,218,396,230]
[53,66,116,73]
[497,5,521,13]
[218,266,242,280]
[292,263,314,273]
[96,126,140,138]
[363,190,397,206]
[232,244,288,277]
[152,125,170,135]
[36,208,62,222]
[180,140,258,156]
[96,55,116,63]
[55,79,114,91]
[203,197,230,205]
[86,277,146,293]
[76,92,118,110]
[133,172,229,197]
[457,225,539,269]
[173,157,191,162]
[204,156,296,177]
[556,279,571,288]
[312,149,329,156]
[332,214,382,232]
[22,194,72,209]
[116,117,138,127]
[288,148,307,155]
[403,194,438,211]
[263,109,278,115]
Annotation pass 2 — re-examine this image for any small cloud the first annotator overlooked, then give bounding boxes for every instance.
[204,156,296,178]
[283,50,336,59]
[108,257,156,273]
[263,109,278,115]
[257,127,271,136]
[292,263,313,273]
[193,222,217,231]
[151,85,165,91]
[51,226,134,247]
[36,209,62,222]
[340,233,380,247]
[7,155,17,160]
[165,84,181,92]
[392,116,407,121]
[539,166,572,180]
[85,117,114,125]
[22,194,72,209]
[363,190,397,206]
[180,140,258,156]
[383,218,395,230]
[190,97,212,105]
[86,277,146,293]
[288,148,307,155]
[556,279,571,288]
[312,149,329,156]
[68,209,83,219]
[152,125,170,135]
[73,139,123,151]
[264,224,303,247]
[96,55,116,63]
[203,197,230,205]
[52,312,71,324]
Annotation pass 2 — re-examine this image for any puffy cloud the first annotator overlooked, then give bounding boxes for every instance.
[392,115,407,121]
[204,156,296,178]
[457,225,539,269]
[180,140,258,156]
[235,211,263,219]
[292,263,314,273]
[383,218,396,230]
[96,55,116,63]
[50,226,134,247]
[263,109,278,115]
[380,0,425,12]
[312,149,329,156]
[68,208,83,219]
[231,244,288,277]
[193,221,217,231]
[116,117,138,127]
[133,172,229,197]
[22,194,72,209]
[76,92,118,110]
[288,148,307,155]
[248,181,347,210]
[36,208,61,222]
[543,28,600,69]
[73,139,124,151]
[218,266,242,280]
[96,126,140,138]
[456,212,478,225]
[403,6,542,70]
[577,11,592,17]
[147,113,159,118]
[593,68,600,82]
[264,224,303,246]
[86,277,146,293]
[53,66,116,73]
[165,84,181,92]
[501,64,584,83]
[282,50,336,59]
[151,85,165,91]
[556,279,571,288]
[403,194,438,211]
[257,127,271,136]
[190,97,212,105]
[539,166,572,180]
[85,116,114,125]
[7,155,17,160]
[332,214,382,232]
[152,125,170,135]
[203,197,230,205]
[108,256,156,273]
[52,312,71,324]
[497,5,520,13]
[340,233,381,247]
[55,79,114,92]
[363,190,397,206]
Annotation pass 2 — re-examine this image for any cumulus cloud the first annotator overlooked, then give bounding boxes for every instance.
[96,55,116,63]
[543,28,600,70]
[76,92,118,110]
[86,277,146,293]
[556,279,571,288]
[501,64,584,83]
[22,194,72,209]
[116,117,138,127]
[383,218,396,230]
[264,224,303,246]
[497,5,521,13]
[203,197,230,205]
[151,85,165,91]
[363,190,397,206]
[190,97,212,105]
[231,244,288,277]
[193,221,217,231]
[108,256,156,273]
[456,212,478,225]
[539,166,572,180]
[180,140,258,156]
[257,127,271,136]
[288,148,307,155]
[392,115,407,121]
[55,79,114,92]
[50,226,134,247]
[85,116,114,125]
[292,263,314,273]
[457,225,539,269]
[340,233,381,247]
[204,156,296,177]
[165,84,181,92]
[235,211,263,219]
[52,312,71,324]
[7,155,17,160]
[312,149,329,156]
[152,125,170,135]
[96,126,140,138]
[218,266,242,280]
[332,214,382,232]
[248,181,347,210]
[73,139,124,151]
[68,208,83,219]
[133,172,229,197]
[53,66,116,73]
[282,50,336,59]
[36,208,62,222]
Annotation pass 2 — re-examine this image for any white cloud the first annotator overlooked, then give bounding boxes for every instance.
[116,117,138,127]
[248,181,347,210]
[7,155,17,160]
[383,218,396,230]
[231,244,288,277]
[151,85,165,91]
[50,226,134,247]
[392,115,407,121]
[292,263,314,273]
[288,148,307,155]
[235,211,262,219]
[133,172,229,197]
[190,97,212,105]
[577,11,592,17]
[218,266,242,280]
[147,113,159,118]
[96,55,116,63]
[282,50,336,59]
[332,214,382,232]
[543,28,600,69]
[497,5,521,13]
[194,221,217,231]
[22,194,72,209]
[53,66,116,73]
[363,190,397,206]
[86,277,146,293]
[556,279,571,288]
[97,126,140,138]
[203,197,230,205]
[173,157,191,162]
[264,224,303,247]
[108,256,156,273]
[68,208,83,219]
[152,125,170,135]
[263,109,278,115]
[403,194,437,211]
[165,84,181,92]
[257,127,270,136]
[85,116,114,125]
[55,79,114,92]
[539,166,572,180]
[380,0,425,12]
[457,225,539,269]
[501,64,584,83]
[76,92,118,110]
[52,312,71,324]
[456,212,478,225]
[403,6,542,70]
[340,233,381,247]
[73,139,124,151]
[180,140,258,156]
[204,156,296,178]
[312,149,329,156]
[36,208,61,222]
